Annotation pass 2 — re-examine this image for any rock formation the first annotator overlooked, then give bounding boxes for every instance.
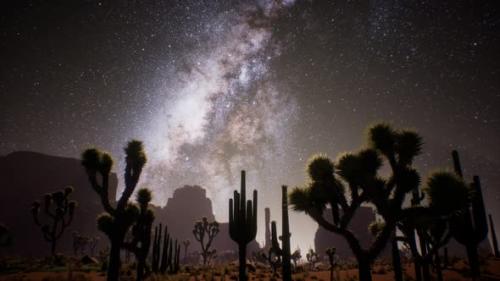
[0,151,117,256]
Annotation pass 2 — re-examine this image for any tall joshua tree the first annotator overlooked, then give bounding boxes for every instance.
[31,186,77,256]
[229,170,257,281]
[193,217,219,265]
[290,123,468,281]
[81,140,146,281]
[123,188,155,281]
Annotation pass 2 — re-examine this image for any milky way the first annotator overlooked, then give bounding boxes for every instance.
[136,1,299,217]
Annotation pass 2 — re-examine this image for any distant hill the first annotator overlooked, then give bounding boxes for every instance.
[0,151,118,257]
[0,151,260,260]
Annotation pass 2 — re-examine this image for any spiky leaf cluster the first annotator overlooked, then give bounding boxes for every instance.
[424,171,471,216]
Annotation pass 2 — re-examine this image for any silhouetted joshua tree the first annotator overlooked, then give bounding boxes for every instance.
[450,150,488,280]
[81,140,146,281]
[193,217,219,266]
[291,249,301,269]
[306,248,318,270]
[326,247,338,281]
[229,170,257,281]
[397,172,471,281]
[290,123,467,281]
[72,232,90,256]
[123,188,155,281]
[31,186,77,256]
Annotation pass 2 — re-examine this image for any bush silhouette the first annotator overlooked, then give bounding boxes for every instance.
[81,140,146,281]
[31,186,77,256]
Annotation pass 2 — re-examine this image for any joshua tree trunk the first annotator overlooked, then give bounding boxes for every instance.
[329,267,334,281]
[435,252,443,281]
[239,243,247,281]
[136,259,145,281]
[391,237,403,281]
[466,243,480,280]
[358,257,372,281]
[50,236,57,257]
[107,240,121,281]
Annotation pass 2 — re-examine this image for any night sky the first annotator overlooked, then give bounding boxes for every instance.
[1,0,499,251]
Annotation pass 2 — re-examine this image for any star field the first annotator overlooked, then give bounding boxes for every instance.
[1,0,499,251]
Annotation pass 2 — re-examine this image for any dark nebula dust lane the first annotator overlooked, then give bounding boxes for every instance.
[1,0,499,250]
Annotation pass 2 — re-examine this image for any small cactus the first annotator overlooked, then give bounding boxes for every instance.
[31,186,77,256]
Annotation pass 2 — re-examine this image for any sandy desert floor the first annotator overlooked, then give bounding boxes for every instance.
[1,258,500,281]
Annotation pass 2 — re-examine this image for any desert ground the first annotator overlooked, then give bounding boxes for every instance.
[1,257,500,281]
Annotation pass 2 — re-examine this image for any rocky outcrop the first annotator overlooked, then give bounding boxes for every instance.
[152,185,261,260]
[0,151,117,257]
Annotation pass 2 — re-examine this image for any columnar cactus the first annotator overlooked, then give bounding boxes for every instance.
[229,170,257,281]
[451,150,488,279]
[151,224,181,274]
[265,207,271,251]
[488,214,500,258]
[193,217,219,265]
[267,221,282,274]
[31,186,77,256]
[81,140,146,281]
[280,185,292,281]
[263,187,292,281]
